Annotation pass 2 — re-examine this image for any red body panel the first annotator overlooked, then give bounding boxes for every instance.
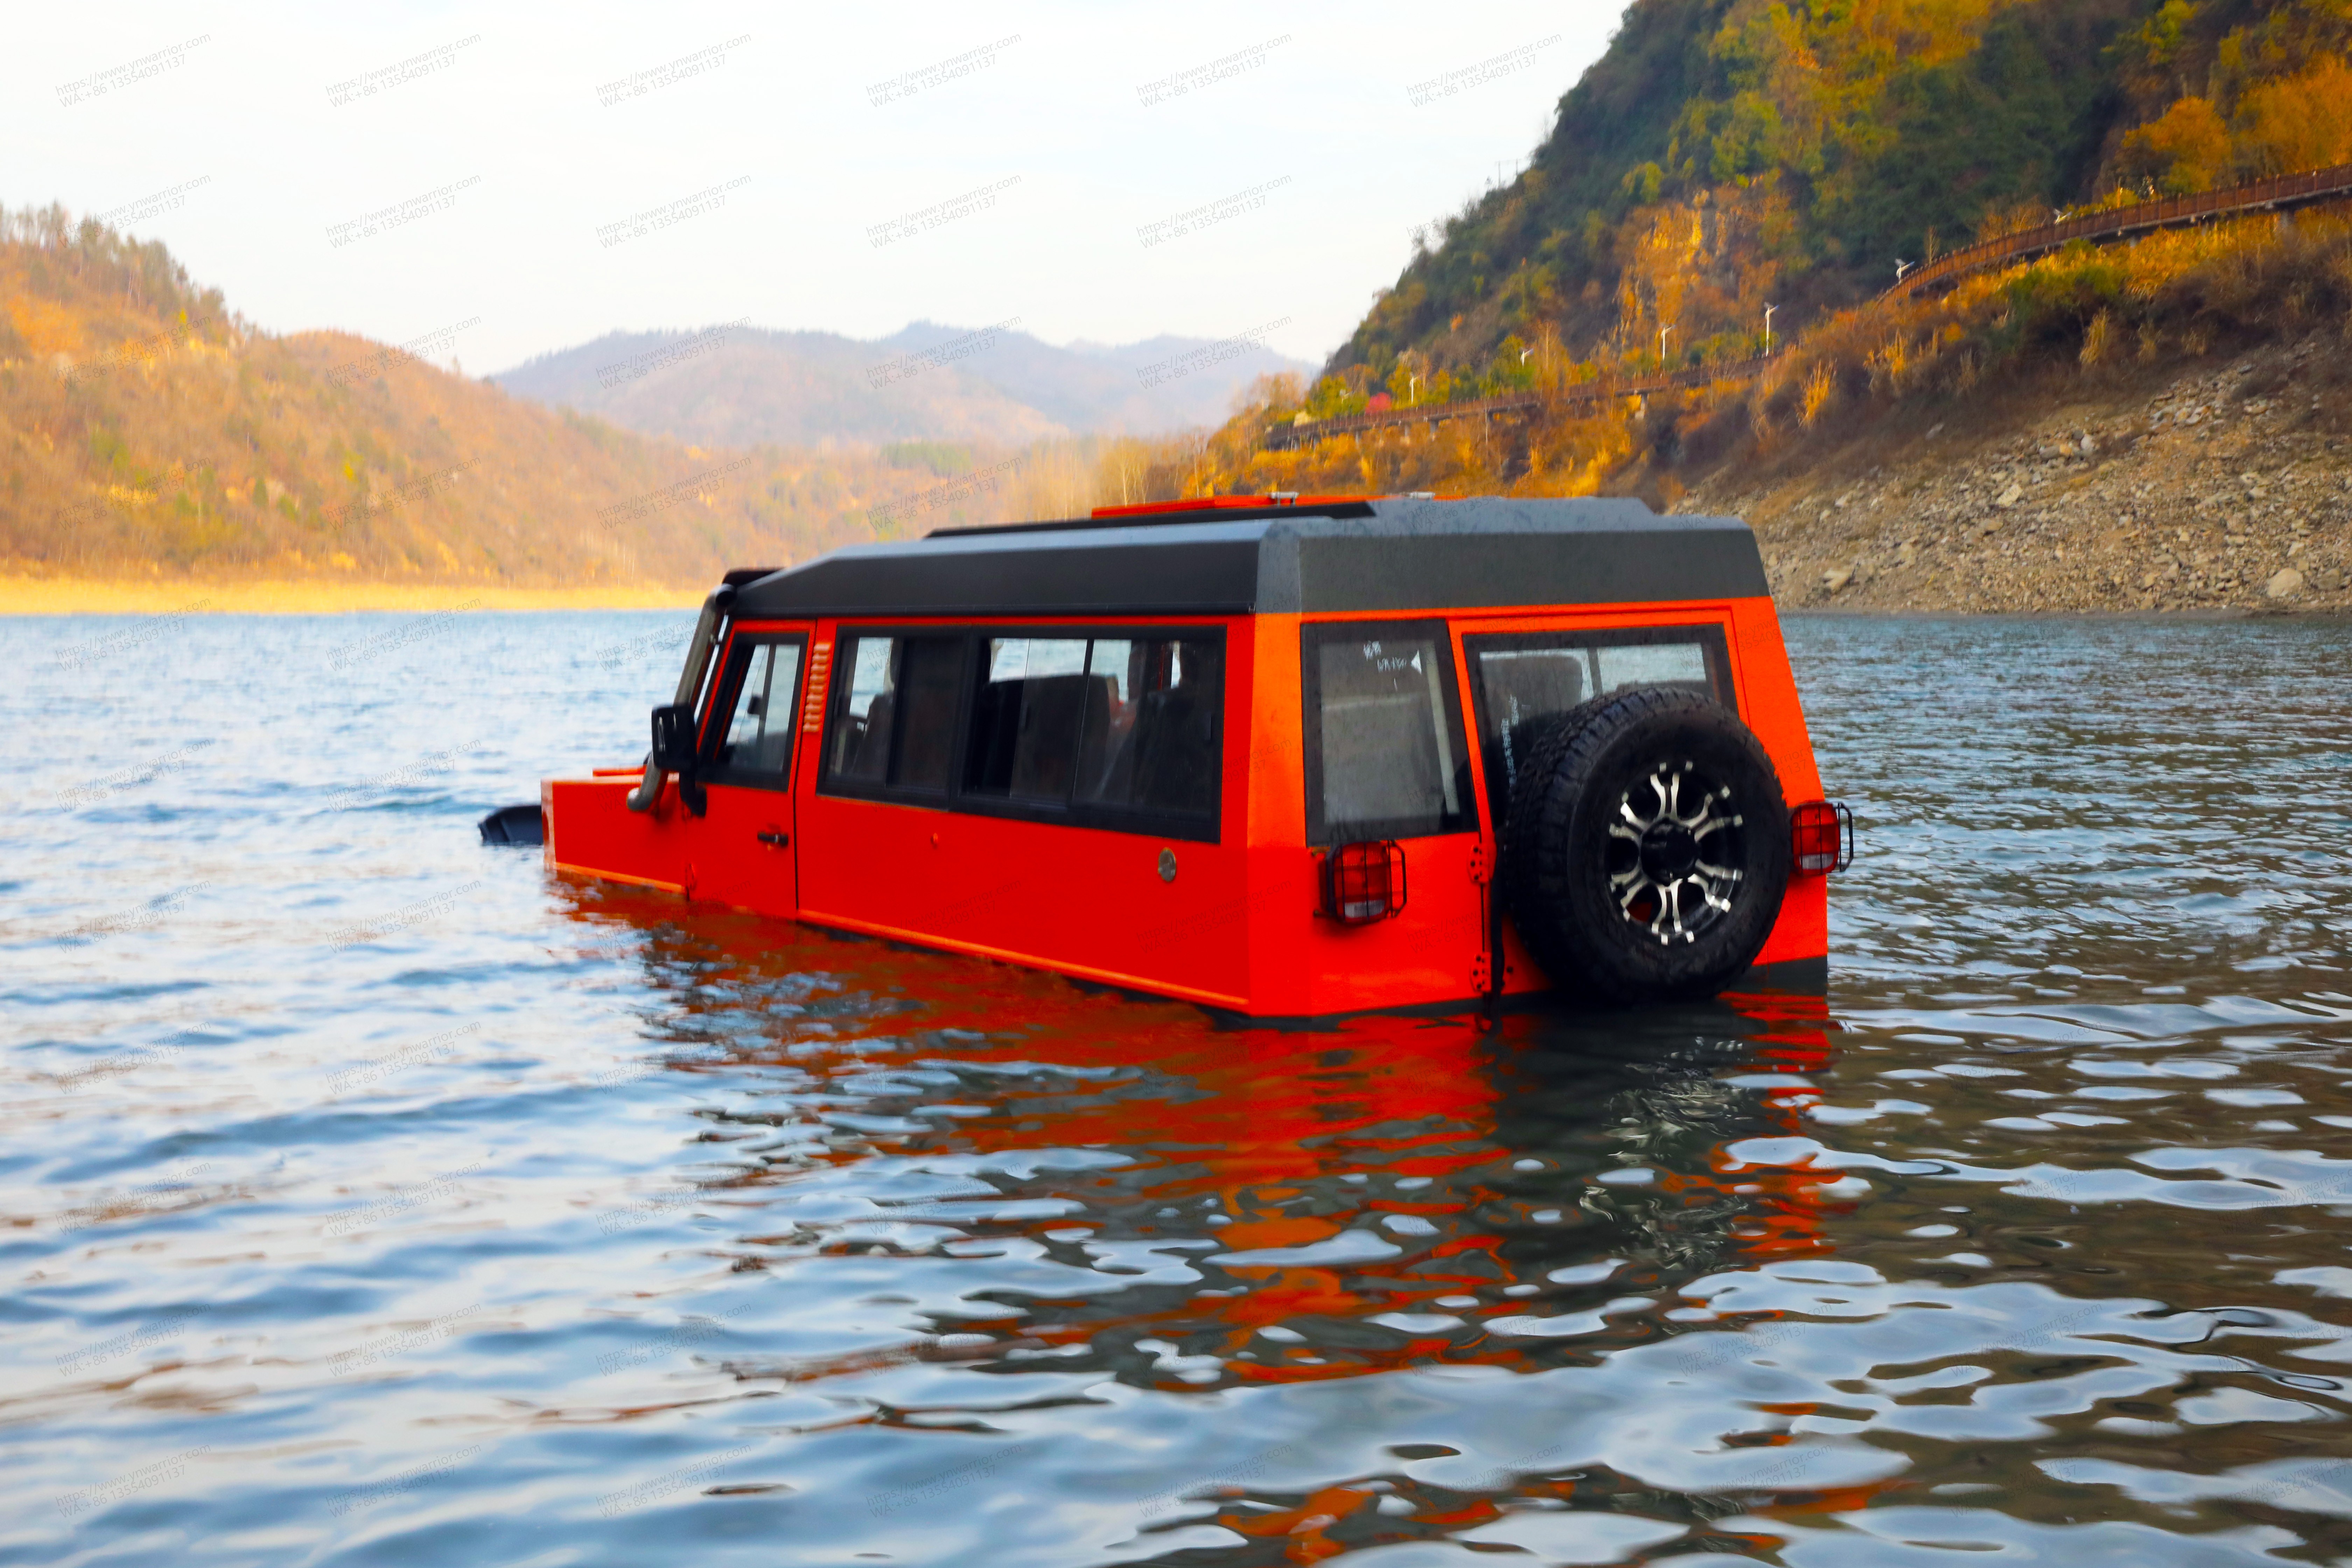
[790,614,1253,1008]
[546,776,691,894]
[543,594,1834,1017]
[692,783,798,911]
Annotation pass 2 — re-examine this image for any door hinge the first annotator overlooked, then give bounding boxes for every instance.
[1470,953,1492,993]
[1468,842,1493,887]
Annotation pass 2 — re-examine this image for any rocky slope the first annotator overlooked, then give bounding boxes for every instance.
[1684,331,2352,614]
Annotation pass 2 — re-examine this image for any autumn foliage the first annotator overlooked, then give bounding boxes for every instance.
[1324,1,2352,394]
[2121,97,2236,194]
[1198,0,2352,509]
[0,205,1209,584]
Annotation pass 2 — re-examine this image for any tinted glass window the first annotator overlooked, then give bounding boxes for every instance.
[824,634,965,791]
[1468,627,1731,816]
[966,638,1090,801]
[1596,642,1711,692]
[1304,624,1472,844]
[714,640,803,782]
[828,635,898,783]
[1076,637,1220,817]
[822,626,1223,835]
[891,637,964,791]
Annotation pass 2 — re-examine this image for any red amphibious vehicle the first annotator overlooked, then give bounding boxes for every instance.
[539,495,1850,1018]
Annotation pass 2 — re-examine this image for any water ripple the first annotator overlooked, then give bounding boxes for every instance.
[2,611,2351,1564]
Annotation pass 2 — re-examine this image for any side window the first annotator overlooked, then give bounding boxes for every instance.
[822,625,1224,834]
[966,638,1090,802]
[1465,626,1731,813]
[710,638,804,785]
[1302,622,1473,845]
[892,637,964,792]
[962,634,1222,821]
[1076,637,1220,817]
[828,635,898,783]
[824,634,966,792]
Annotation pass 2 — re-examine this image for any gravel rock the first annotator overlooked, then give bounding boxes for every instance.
[1679,332,2352,615]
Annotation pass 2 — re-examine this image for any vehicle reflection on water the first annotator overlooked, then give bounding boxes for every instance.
[548,883,1909,1557]
[550,765,2352,1563]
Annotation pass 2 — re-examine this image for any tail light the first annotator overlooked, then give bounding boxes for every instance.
[1321,841,1406,924]
[1791,800,1854,874]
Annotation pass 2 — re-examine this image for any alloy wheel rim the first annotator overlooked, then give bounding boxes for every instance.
[1604,760,1747,945]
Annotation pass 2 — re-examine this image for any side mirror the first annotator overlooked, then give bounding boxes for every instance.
[650,704,699,773]
[646,704,709,816]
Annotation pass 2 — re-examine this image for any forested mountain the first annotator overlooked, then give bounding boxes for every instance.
[491,323,1310,449]
[1329,0,2352,400]
[0,208,991,587]
[1194,0,2352,626]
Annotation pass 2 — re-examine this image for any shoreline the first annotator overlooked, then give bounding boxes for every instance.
[1781,603,2346,620]
[0,578,707,614]
[1685,335,2352,616]
[5,578,2344,622]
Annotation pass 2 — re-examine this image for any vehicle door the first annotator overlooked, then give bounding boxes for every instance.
[1296,619,1490,1008]
[1457,618,1738,993]
[691,623,814,915]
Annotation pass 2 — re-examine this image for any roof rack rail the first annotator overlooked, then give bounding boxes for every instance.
[930,496,1376,539]
[1091,494,1372,519]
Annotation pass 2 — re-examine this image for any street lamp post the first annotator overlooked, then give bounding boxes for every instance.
[1763,304,1777,356]
[1895,258,1912,283]
[1659,324,1674,366]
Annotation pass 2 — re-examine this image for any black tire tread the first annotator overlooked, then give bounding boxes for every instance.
[1500,687,1790,1004]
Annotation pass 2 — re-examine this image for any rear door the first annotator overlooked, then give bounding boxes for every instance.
[1457,617,1739,995]
[693,623,813,915]
[1294,619,1489,1008]
[1460,621,1736,821]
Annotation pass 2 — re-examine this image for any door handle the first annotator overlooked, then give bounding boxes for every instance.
[757,830,789,848]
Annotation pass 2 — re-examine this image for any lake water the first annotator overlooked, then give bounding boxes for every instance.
[6,610,2352,1567]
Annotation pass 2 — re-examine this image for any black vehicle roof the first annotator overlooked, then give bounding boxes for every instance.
[728,496,1768,620]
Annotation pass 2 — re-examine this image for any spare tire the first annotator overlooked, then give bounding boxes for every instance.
[1502,687,1791,1003]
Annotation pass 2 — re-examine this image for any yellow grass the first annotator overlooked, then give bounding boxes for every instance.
[0,576,706,615]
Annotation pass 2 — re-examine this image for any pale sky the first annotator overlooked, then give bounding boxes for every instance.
[6,2,1619,374]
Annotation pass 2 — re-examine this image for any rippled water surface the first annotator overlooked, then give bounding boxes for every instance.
[7,610,2352,1566]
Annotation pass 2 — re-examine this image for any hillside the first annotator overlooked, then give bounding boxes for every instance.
[1203,200,2352,613]
[0,206,1167,596]
[1326,0,2352,396]
[1171,0,2352,614]
[490,323,1311,450]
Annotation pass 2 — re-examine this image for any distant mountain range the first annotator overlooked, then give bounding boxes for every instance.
[490,322,1313,449]
[0,212,1062,589]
